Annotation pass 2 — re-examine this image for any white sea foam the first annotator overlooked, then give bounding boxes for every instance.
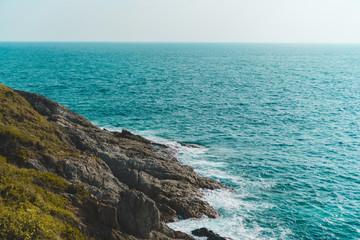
[133,132,279,239]
[167,187,284,240]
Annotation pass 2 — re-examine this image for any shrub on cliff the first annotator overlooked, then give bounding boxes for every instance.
[0,84,73,165]
[0,156,88,239]
[0,84,91,239]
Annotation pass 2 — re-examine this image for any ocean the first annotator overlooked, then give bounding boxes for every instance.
[1,42,360,239]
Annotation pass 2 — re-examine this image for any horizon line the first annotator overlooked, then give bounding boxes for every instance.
[1,41,360,45]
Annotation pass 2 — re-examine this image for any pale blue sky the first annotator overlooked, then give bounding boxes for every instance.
[1,0,360,43]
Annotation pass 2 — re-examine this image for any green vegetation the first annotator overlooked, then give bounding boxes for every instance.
[91,156,102,163]
[0,84,92,239]
[0,156,88,239]
[0,84,69,164]
[62,152,80,158]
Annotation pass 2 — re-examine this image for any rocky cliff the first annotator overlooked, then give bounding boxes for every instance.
[0,84,223,239]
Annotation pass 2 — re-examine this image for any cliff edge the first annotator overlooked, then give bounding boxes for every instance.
[0,84,223,239]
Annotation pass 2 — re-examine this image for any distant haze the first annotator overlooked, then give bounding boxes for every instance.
[1,0,360,43]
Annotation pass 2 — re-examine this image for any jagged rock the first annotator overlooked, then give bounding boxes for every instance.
[13,89,225,239]
[180,143,204,148]
[192,228,227,240]
[114,129,152,144]
[118,189,160,238]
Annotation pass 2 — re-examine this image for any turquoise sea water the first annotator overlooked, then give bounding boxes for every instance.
[1,42,360,239]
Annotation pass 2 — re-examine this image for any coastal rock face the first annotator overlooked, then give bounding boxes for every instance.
[13,89,223,239]
[118,189,160,238]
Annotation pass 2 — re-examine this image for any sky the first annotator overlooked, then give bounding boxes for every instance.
[0,0,360,43]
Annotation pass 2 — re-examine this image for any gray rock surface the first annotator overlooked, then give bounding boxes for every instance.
[16,90,224,239]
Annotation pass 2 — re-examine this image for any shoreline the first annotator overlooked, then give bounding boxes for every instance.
[88,123,235,239]
[120,129,234,239]
[0,84,226,239]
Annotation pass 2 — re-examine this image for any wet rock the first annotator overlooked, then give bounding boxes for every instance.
[192,228,227,240]
[180,143,205,148]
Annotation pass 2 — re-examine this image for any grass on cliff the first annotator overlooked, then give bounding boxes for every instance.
[0,156,89,240]
[0,84,92,239]
[0,84,70,164]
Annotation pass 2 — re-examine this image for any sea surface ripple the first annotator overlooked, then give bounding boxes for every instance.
[1,43,360,239]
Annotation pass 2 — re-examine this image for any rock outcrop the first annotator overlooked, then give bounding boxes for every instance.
[0,87,225,239]
[192,228,228,240]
